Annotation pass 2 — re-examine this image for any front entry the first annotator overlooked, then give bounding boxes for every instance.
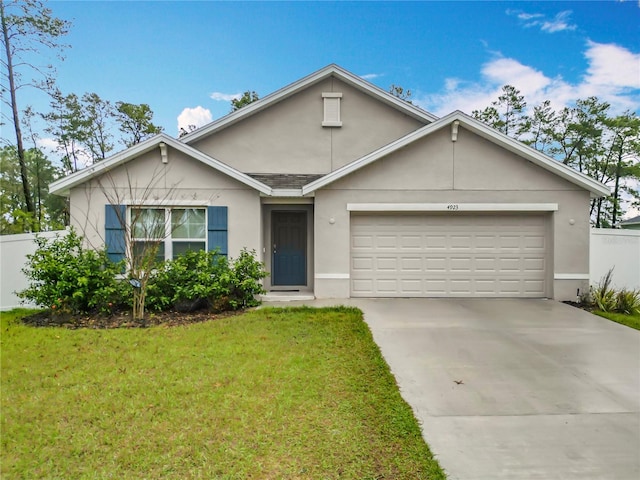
[272,211,307,286]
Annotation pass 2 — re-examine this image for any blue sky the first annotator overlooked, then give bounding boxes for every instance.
[15,0,640,140]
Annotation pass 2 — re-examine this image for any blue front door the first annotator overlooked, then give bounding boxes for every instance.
[272,211,307,286]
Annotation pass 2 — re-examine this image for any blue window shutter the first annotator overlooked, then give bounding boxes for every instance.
[105,204,126,263]
[207,206,228,255]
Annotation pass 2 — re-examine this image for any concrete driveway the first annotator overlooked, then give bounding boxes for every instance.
[271,298,640,479]
[354,298,640,479]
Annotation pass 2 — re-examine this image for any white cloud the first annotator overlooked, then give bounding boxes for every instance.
[481,58,551,94]
[540,11,577,33]
[361,73,383,80]
[584,40,640,89]
[517,12,544,21]
[418,41,640,117]
[177,106,213,132]
[508,9,576,33]
[36,137,60,154]
[210,91,241,102]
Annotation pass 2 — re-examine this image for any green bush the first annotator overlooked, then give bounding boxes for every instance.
[146,248,267,312]
[591,269,617,312]
[590,269,640,315]
[19,232,268,317]
[222,248,268,310]
[615,289,640,315]
[18,229,125,315]
[147,249,229,312]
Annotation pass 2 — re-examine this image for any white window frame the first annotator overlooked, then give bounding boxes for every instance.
[129,206,207,261]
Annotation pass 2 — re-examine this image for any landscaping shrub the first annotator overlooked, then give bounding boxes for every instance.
[146,248,267,312]
[18,229,125,315]
[591,268,617,312]
[590,268,640,315]
[615,289,640,315]
[147,249,230,312]
[221,248,268,310]
[19,231,268,318]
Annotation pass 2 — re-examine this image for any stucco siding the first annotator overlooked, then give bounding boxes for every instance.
[69,146,262,260]
[313,127,591,301]
[325,126,582,193]
[453,127,583,191]
[190,77,425,175]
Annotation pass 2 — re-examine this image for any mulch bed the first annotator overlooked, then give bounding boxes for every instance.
[20,308,242,329]
[562,300,594,312]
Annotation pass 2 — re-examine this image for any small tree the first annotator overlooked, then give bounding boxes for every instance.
[97,166,180,321]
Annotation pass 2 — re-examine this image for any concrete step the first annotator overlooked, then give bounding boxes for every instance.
[260,291,315,302]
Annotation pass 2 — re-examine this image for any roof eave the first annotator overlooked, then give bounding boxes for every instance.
[49,134,173,197]
[49,134,273,197]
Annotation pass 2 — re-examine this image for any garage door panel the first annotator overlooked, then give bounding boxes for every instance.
[400,235,422,249]
[377,279,399,293]
[451,235,472,250]
[376,235,397,249]
[401,257,423,271]
[475,257,497,272]
[352,278,373,294]
[426,235,447,249]
[377,257,397,271]
[450,258,472,272]
[352,234,373,249]
[400,279,422,293]
[425,258,447,272]
[351,214,548,298]
[523,258,545,272]
[352,256,373,271]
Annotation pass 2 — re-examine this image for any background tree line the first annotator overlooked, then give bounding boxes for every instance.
[1,0,162,234]
[471,85,640,227]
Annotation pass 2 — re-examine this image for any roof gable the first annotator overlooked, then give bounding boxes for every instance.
[49,134,272,197]
[302,111,610,198]
[180,64,438,144]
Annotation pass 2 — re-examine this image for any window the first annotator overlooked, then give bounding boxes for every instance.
[131,207,206,261]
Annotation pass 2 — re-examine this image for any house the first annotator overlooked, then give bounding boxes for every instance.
[50,64,609,301]
[620,215,640,230]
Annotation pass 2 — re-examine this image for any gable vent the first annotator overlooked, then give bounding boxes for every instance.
[322,92,342,127]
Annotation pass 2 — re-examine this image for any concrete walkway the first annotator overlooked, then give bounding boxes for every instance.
[266,298,640,479]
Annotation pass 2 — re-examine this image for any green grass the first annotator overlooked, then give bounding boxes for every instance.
[1,307,445,479]
[593,310,640,330]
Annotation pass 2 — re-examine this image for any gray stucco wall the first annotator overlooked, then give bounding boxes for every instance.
[69,145,262,261]
[313,127,591,301]
[190,77,425,174]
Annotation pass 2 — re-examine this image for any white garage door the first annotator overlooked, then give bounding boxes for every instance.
[351,213,548,297]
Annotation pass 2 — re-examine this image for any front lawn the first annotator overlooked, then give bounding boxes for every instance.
[1,307,445,479]
[593,310,640,330]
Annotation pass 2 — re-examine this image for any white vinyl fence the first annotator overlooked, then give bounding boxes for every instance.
[590,228,640,290]
[1,230,68,311]
[1,228,639,310]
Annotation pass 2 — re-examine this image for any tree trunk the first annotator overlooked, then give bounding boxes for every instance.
[1,2,35,228]
[611,146,623,227]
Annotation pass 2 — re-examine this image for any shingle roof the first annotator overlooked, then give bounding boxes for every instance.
[246,173,324,189]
